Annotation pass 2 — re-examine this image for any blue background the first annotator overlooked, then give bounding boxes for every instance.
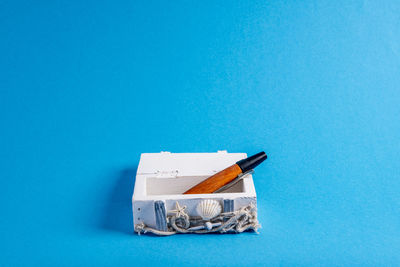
[1,0,400,266]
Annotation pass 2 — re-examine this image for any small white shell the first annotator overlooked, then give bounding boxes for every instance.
[196,199,222,220]
[205,222,213,230]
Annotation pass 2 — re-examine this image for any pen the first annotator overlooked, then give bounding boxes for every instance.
[183,151,267,194]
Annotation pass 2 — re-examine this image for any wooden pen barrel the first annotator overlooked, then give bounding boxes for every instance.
[183,164,242,194]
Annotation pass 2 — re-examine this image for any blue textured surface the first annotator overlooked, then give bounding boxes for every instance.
[224,199,235,213]
[1,1,400,266]
[154,201,167,232]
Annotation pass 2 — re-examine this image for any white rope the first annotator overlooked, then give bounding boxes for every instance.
[134,203,260,236]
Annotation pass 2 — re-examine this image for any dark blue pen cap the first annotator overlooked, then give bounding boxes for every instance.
[236,151,267,173]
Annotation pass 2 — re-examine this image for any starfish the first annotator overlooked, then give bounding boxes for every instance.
[168,201,187,218]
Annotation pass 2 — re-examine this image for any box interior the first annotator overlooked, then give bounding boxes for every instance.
[146,176,245,195]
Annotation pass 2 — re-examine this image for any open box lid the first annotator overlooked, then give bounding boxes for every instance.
[137,151,247,177]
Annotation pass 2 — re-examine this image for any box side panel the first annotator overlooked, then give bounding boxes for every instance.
[133,200,157,229]
[132,174,147,200]
[165,197,226,218]
[234,197,257,210]
[164,196,257,217]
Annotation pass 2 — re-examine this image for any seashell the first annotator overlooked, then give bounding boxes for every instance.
[196,199,222,220]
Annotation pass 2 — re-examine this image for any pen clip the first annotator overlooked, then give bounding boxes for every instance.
[213,169,254,193]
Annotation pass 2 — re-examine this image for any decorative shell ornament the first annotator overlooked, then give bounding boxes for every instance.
[196,199,222,220]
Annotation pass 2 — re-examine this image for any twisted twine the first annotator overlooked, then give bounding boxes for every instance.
[134,203,260,236]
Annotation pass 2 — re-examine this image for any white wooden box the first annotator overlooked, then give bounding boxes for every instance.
[132,151,259,235]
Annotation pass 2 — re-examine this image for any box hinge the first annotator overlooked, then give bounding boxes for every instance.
[155,170,179,178]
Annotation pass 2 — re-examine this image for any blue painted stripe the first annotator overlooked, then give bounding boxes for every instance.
[154,201,167,231]
[223,199,234,212]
